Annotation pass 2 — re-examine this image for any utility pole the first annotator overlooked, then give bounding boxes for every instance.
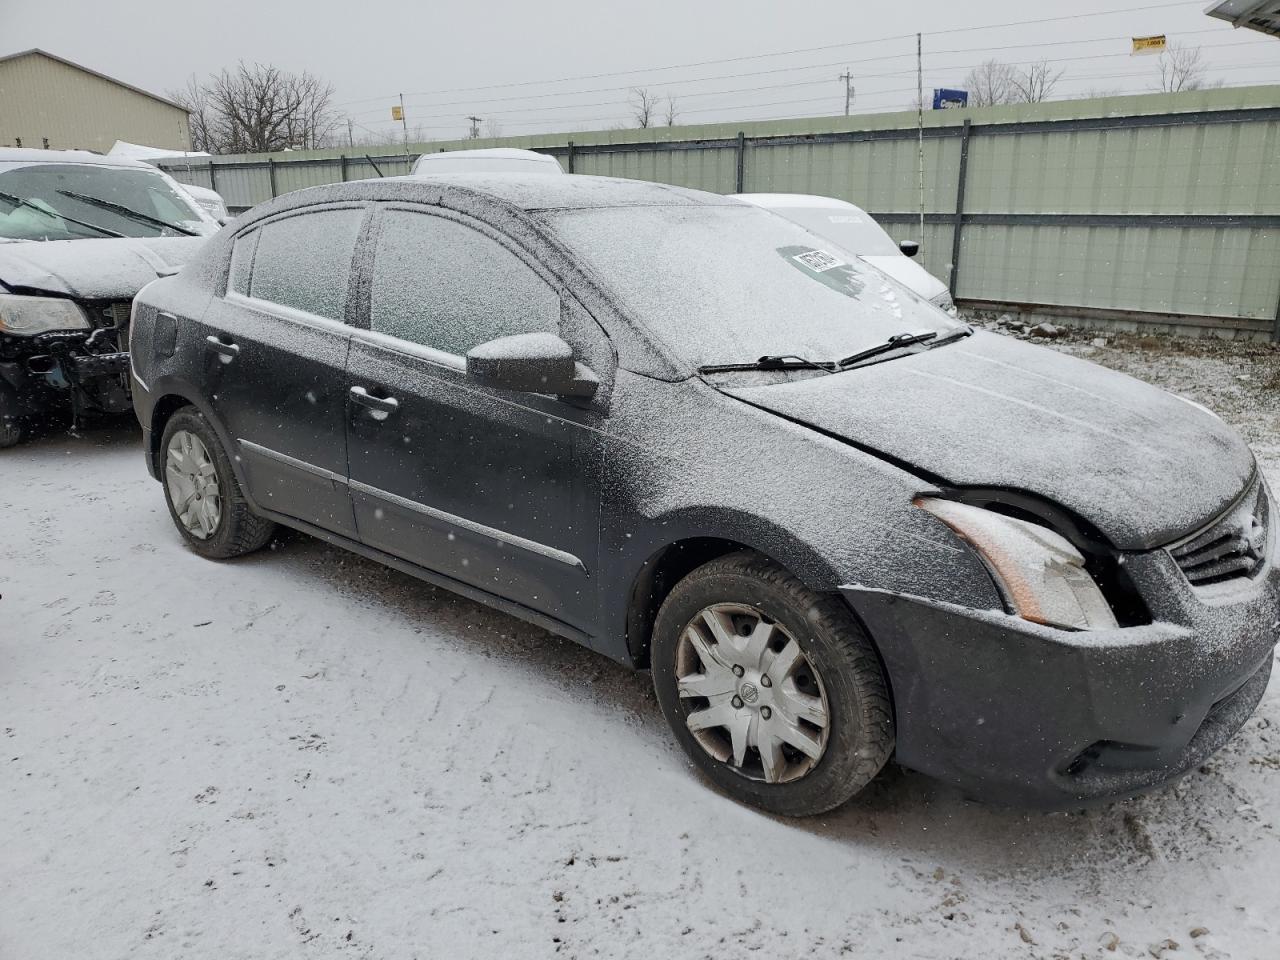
[916,33,925,244]
[399,93,409,154]
[347,118,354,148]
[839,70,855,116]
[467,116,483,139]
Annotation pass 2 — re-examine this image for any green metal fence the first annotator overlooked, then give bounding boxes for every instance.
[158,85,1280,340]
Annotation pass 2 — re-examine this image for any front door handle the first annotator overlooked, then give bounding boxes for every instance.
[205,335,240,362]
[349,385,400,421]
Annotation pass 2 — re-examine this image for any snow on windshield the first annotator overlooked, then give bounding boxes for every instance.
[542,204,958,369]
[0,162,213,241]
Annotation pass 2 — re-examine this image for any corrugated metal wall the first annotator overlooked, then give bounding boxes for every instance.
[159,86,1280,338]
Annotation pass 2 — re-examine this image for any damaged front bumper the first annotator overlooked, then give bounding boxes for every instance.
[842,547,1279,808]
[0,328,133,418]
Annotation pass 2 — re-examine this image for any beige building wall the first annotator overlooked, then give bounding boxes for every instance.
[0,49,191,152]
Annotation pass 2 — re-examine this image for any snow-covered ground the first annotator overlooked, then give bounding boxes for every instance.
[3,334,1279,960]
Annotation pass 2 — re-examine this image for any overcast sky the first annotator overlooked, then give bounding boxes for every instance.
[4,0,1278,142]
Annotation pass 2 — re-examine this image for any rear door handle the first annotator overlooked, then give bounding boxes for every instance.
[205,335,240,361]
[349,385,400,421]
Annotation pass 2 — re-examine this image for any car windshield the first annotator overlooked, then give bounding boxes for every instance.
[542,204,961,370]
[0,161,214,241]
[760,204,903,257]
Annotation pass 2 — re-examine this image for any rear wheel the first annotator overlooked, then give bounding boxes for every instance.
[651,552,894,817]
[160,408,275,559]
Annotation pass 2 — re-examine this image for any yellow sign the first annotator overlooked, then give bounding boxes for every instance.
[1132,35,1167,55]
[391,105,403,121]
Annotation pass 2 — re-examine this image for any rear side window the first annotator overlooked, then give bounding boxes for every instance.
[249,207,365,320]
[370,209,558,356]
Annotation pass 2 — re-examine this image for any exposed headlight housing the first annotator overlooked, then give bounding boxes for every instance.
[0,295,91,336]
[917,497,1118,631]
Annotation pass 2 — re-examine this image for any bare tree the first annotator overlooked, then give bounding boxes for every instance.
[483,118,504,139]
[629,88,660,128]
[963,59,1018,107]
[171,75,218,152]
[170,62,338,154]
[1010,60,1065,103]
[1156,43,1209,93]
[663,95,679,127]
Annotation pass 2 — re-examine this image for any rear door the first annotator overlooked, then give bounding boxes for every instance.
[199,204,369,537]
[344,205,604,634]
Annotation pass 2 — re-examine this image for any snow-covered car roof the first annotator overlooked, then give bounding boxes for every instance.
[0,147,154,169]
[410,148,564,176]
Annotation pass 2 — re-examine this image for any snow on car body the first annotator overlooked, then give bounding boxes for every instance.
[0,148,219,445]
[128,173,1277,814]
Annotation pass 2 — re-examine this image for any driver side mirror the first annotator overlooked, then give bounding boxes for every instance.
[899,240,920,259]
[466,332,598,399]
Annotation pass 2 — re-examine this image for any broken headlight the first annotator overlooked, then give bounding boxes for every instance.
[918,497,1118,631]
[0,295,91,336]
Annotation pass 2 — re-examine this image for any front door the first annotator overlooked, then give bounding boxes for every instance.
[344,206,602,634]
[200,204,369,538]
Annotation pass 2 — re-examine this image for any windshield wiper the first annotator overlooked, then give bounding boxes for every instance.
[56,189,200,237]
[0,189,127,239]
[698,354,837,375]
[836,330,940,370]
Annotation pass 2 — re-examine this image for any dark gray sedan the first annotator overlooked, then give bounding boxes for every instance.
[129,174,1277,815]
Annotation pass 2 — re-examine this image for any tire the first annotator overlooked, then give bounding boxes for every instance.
[159,407,275,559]
[651,551,894,817]
[0,385,23,448]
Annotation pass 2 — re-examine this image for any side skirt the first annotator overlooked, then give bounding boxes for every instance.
[252,504,598,651]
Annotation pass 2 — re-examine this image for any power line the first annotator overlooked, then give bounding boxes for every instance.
[336,0,1210,108]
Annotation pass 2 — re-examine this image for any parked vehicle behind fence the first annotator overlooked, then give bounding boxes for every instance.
[411,147,564,176]
[129,173,1276,816]
[733,192,956,313]
[0,148,219,446]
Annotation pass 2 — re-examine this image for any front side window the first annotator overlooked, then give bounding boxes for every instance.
[249,208,365,321]
[228,230,258,296]
[370,209,559,356]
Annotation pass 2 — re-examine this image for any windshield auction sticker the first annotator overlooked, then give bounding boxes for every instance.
[779,246,866,301]
[791,249,844,273]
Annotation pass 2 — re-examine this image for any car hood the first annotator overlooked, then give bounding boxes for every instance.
[0,236,206,299]
[719,331,1255,550]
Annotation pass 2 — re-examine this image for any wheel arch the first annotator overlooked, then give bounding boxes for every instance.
[621,515,846,667]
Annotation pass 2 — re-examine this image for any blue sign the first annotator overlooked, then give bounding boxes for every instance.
[932,88,969,110]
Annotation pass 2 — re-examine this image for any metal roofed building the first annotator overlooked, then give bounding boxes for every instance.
[1206,0,1280,37]
[0,48,192,153]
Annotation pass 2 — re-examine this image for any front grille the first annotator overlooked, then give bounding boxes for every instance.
[1170,480,1270,586]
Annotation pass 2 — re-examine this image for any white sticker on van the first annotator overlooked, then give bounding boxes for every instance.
[826,215,864,224]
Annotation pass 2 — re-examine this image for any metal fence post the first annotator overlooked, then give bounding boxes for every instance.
[948,118,972,300]
[267,158,277,198]
[1272,285,1280,343]
[735,132,746,193]
[566,140,575,174]
[207,162,217,194]
[340,155,348,182]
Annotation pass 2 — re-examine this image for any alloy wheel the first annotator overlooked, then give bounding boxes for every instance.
[165,429,223,540]
[675,603,831,784]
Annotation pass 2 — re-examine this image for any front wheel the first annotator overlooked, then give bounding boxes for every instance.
[160,408,275,559]
[651,552,894,817]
